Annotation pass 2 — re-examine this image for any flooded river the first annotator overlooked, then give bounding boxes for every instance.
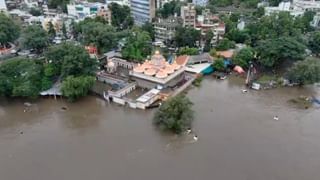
[0,77,319,180]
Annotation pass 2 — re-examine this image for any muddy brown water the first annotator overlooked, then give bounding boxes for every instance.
[0,77,319,180]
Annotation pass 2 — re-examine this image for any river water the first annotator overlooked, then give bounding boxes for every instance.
[0,77,319,180]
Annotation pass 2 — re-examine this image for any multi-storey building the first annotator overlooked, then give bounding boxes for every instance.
[192,0,208,6]
[67,2,110,21]
[265,0,320,17]
[180,3,196,28]
[0,0,7,13]
[195,9,225,45]
[107,0,130,6]
[154,16,182,43]
[130,0,156,25]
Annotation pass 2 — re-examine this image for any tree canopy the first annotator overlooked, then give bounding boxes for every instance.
[153,95,194,134]
[287,57,320,85]
[215,38,235,51]
[178,47,199,55]
[212,58,225,71]
[61,75,95,102]
[175,26,201,48]
[47,0,70,12]
[121,29,152,62]
[157,0,182,18]
[45,43,97,79]
[21,25,49,53]
[0,13,20,47]
[256,37,306,68]
[109,3,134,30]
[308,31,320,56]
[233,47,255,68]
[76,20,118,53]
[0,58,43,98]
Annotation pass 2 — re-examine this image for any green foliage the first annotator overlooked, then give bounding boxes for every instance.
[47,21,56,39]
[62,22,67,39]
[121,29,152,62]
[29,7,42,16]
[213,58,225,72]
[153,95,194,134]
[47,0,70,12]
[0,13,20,47]
[203,31,214,52]
[177,47,199,56]
[0,58,43,98]
[287,57,320,85]
[209,0,233,7]
[209,48,217,57]
[225,29,249,44]
[246,12,303,46]
[61,76,95,102]
[175,26,201,48]
[193,76,203,87]
[256,37,306,68]
[308,31,320,56]
[21,25,49,53]
[157,0,182,18]
[76,20,118,53]
[216,38,235,51]
[141,22,155,41]
[233,47,255,68]
[45,43,97,78]
[109,3,134,30]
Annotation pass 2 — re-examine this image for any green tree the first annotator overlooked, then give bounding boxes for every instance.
[216,38,235,51]
[203,31,214,52]
[287,57,320,85]
[47,0,70,12]
[208,0,233,7]
[157,0,182,18]
[209,48,217,57]
[121,29,152,62]
[225,29,249,44]
[61,76,95,102]
[212,58,225,71]
[45,43,97,78]
[29,7,42,16]
[141,22,155,41]
[175,26,201,48]
[177,47,199,55]
[256,37,306,68]
[76,19,118,53]
[21,25,49,53]
[109,3,134,30]
[0,13,20,48]
[153,95,194,134]
[0,58,43,98]
[233,47,255,68]
[308,31,320,56]
[62,22,68,39]
[47,21,56,39]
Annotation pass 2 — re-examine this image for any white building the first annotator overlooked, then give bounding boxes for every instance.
[311,12,320,28]
[67,2,109,20]
[24,0,40,8]
[0,0,7,13]
[130,0,156,25]
[181,3,196,28]
[192,0,208,6]
[265,0,320,17]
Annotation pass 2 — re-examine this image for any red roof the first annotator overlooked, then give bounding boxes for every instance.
[175,55,189,66]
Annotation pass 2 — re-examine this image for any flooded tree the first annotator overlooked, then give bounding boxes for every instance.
[153,95,194,134]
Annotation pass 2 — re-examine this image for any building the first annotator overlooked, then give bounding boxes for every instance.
[311,12,320,28]
[192,0,208,6]
[67,2,110,20]
[24,0,39,8]
[130,0,156,25]
[265,0,320,17]
[181,3,196,28]
[0,0,7,13]
[154,16,182,43]
[97,6,112,24]
[195,9,225,45]
[130,51,186,89]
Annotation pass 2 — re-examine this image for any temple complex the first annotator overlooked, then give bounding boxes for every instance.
[130,51,186,89]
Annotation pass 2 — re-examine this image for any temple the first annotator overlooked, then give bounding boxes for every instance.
[130,51,186,89]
